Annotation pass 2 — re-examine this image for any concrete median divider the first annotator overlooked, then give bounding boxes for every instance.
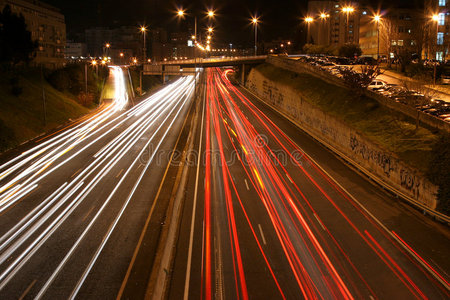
[246,67,449,222]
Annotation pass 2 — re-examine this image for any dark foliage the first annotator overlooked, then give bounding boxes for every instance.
[427,134,450,215]
[338,43,362,59]
[338,65,381,99]
[0,5,37,66]
[0,119,15,151]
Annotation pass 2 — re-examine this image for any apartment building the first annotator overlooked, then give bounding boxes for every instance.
[0,0,66,68]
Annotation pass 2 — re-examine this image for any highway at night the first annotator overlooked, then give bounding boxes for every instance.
[0,67,448,300]
[0,67,195,299]
[168,68,450,300]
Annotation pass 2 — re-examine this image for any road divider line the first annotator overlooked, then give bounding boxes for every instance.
[258,224,267,245]
[244,179,250,191]
[313,214,326,231]
[183,75,206,300]
[18,279,36,300]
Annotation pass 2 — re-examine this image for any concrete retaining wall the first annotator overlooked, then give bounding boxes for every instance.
[266,56,450,134]
[246,67,439,211]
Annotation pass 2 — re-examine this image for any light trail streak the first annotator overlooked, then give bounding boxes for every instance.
[0,67,196,296]
[195,67,448,299]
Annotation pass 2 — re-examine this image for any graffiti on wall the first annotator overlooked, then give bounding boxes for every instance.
[349,135,397,177]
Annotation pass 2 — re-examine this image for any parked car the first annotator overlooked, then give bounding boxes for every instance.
[356,56,377,65]
[367,80,387,90]
[441,75,450,84]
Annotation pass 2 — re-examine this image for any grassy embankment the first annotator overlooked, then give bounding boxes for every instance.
[253,64,438,173]
[0,68,90,152]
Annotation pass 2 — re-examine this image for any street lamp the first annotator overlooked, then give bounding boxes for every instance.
[207,10,214,18]
[140,26,148,63]
[252,16,259,56]
[319,12,330,45]
[432,14,440,85]
[304,17,313,44]
[373,14,381,63]
[342,6,354,43]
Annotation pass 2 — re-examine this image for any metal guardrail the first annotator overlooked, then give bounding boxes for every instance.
[150,55,267,66]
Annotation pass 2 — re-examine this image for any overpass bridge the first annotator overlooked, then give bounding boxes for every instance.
[143,55,267,76]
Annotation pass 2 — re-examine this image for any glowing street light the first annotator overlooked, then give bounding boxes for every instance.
[140,26,148,62]
[305,17,313,43]
[177,9,184,17]
[373,14,381,62]
[208,27,213,33]
[207,35,212,40]
[207,10,214,18]
[252,16,259,56]
[431,14,440,84]
[342,6,355,43]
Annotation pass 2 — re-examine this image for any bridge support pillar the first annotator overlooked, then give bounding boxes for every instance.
[241,64,245,85]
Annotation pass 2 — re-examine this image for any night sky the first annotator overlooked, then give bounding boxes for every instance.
[44,0,422,46]
[45,0,309,46]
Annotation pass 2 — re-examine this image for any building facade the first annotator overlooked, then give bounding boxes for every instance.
[65,41,87,59]
[307,1,360,47]
[426,0,450,61]
[0,0,66,68]
[359,8,422,60]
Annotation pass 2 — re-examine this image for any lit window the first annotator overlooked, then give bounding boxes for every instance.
[397,40,404,46]
[439,13,445,25]
[439,0,446,6]
[437,32,444,45]
[362,11,367,15]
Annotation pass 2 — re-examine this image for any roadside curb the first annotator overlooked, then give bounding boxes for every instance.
[144,74,204,300]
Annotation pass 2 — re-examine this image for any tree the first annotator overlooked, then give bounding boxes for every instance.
[338,65,381,99]
[379,18,399,69]
[338,43,362,58]
[427,133,450,215]
[0,5,37,66]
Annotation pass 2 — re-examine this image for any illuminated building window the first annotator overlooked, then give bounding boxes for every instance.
[439,0,446,6]
[439,13,445,25]
[437,32,444,45]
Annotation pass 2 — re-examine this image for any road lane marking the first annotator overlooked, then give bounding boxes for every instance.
[82,206,95,222]
[70,168,82,178]
[313,213,326,231]
[244,179,250,191]
[285,172,294,184]
[116,168,124,178]
[258,224,267,245]
[184,89,206,300]
[19,279,36,300]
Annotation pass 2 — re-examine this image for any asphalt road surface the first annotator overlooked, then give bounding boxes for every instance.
[0,67,195,299]
[168,68,450,300]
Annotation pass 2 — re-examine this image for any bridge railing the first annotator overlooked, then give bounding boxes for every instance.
[153,55,267,65]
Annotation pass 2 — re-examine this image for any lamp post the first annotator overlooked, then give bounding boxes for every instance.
[252,17,259,56]
[432,14,439,85]
[176,8,215,96]
[304,17,313,44]
[140,26,147,63]
[320,13,330,45]
[342,7,354,43]
[374,15,381,63]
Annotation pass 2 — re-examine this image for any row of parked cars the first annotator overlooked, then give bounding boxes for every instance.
[296,55,450,123]
[367,81,450,122]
